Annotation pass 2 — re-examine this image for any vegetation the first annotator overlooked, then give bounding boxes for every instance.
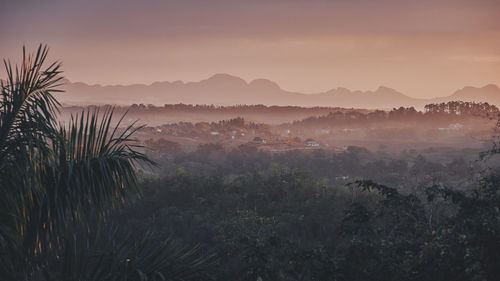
[289,102,498,128]
[2,46,499,281]
[147,117,271,139]
[0,46,210,280]
[119,142,499,280]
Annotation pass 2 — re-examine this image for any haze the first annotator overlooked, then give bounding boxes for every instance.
[2,0,500,98]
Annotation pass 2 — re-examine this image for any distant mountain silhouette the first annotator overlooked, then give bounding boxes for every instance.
[431,84,500,105]
[56,74,500,109]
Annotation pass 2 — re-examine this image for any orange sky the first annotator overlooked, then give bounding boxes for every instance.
[1,0,500,98]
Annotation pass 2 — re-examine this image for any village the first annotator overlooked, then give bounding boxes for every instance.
[126,117,347,153]
[119,109,487,154]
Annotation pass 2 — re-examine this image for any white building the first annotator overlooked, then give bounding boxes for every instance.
[306,140,320,147]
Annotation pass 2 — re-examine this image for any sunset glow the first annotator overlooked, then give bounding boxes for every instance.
[2,0,499,98]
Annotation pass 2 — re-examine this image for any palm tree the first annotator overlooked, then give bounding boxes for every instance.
[0,45,211,280]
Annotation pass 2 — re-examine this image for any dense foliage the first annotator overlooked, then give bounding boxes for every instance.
[112,141,500,281]
[146,143,478,192]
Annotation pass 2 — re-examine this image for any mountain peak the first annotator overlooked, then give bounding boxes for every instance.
[325,87,351,95]
[249,78,281,91]
[482,84,499,91]
[459,84,499,92]
[376,86,397,92]
[447,84,500,104]
[207,73,246,83]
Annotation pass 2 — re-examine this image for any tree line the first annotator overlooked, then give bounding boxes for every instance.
[288,102,498,128]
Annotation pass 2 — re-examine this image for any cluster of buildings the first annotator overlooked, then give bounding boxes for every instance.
[252,136,323,147]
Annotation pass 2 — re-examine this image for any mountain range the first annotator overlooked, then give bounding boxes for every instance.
[56,74,500,109]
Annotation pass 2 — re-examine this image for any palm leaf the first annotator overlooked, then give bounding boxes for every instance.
[0,44,212,281]
[41,226,213,281]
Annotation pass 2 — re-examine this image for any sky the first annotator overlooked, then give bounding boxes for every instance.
[1,0,500,98]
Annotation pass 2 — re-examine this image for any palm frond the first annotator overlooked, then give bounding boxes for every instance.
[41,227,213,281]
[17,109,154,257]
[0,44,63,278]
[0,44,62,166]
[0,44,212,281]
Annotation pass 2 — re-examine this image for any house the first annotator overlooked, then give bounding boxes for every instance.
[305,140,320,147]
[449,123,464,130]
[252,136,263,144]
[438,123,463,131]
[331,146,346,152]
